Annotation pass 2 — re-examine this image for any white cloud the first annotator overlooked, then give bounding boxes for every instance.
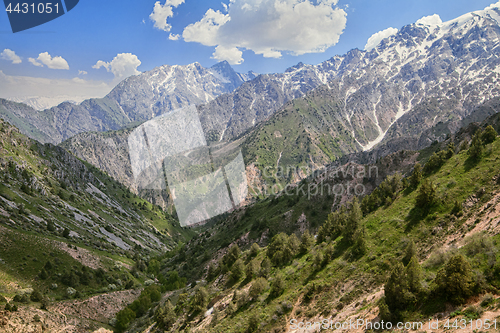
[92,53,142,81]
[364,27,398,51]
[169,33,181,40]
[0,70,112,110]
[212,45,244,64]
[28,52,69,69]
[485,1,500,11]
[182,0,347,64]
[150,0,185,32]
[78,70,88,75]
[1,49,22,64]
[416,14,443,26]
[28,57,43,67]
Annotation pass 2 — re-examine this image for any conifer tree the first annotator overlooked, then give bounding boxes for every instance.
[402,240,417,266]
[343,198,361,245]
[434,254,473,304]
[409,163,422,189]
[468,129,483,161]
[415,179,436,209]
[481,125,497,144]
[405,256,422,294]
[299,230,314,254]
[384,263,409,313]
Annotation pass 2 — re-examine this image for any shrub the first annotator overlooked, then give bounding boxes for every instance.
[115,307,136,332]
[155,300,176,330]
[270,274,285,298]
[402,240,417,266]
[190,287,209,312]
[259,257,271,278]
[434,254,474,304]
[415,179,436,209]
[409,163,422,189]
[249,243,260,258]
[299,230,314,254]
[245,259,259,280]
[463,305,482,320]
[30,289,43,302]
[451,200,463,216]
[481,125,497,144]
[249,277,268,298]
[468,129,483,161]
[230,259,245,282]
[223,244,241,268]
[480,293,494,307]
[247,313,260,333]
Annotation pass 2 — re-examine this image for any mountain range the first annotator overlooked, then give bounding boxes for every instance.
[51,5,500,212]
[0,61,257,145]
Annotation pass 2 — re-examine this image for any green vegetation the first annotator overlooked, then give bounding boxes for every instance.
[135,120,500,332]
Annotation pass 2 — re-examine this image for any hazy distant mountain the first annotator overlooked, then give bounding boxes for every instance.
[0,61,256,144]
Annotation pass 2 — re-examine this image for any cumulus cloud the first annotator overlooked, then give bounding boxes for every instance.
[212,45,244,64]
[150,0,185,32]
[169,33,181,40]
[28,58,43,67]
[78,70,88,75]
[1,49,22,64]
[485,1,500,11]
[92,53,142,81]
[364,27,398,51]
[416,14,443,26]
[28,52,69,69]
[182,0,347,64]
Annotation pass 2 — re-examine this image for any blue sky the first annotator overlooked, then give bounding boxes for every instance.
[0,0,497,106]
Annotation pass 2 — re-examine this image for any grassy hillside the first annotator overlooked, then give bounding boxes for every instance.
[0,118,195,331]
[118,123,500,333]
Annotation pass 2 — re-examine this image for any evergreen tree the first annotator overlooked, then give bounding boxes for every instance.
[259,257,271,278]
[266,233,298,266]
[402,240,417,266]
[249,243,260,258]
[409,163,422,189]
[468,129,483,161]
[270,274,285,297]
[191,287,209,312]
[343,198,361,245]
[481,125,497,144]
[445,142,456,159]
[405,256,422,294]
[435,254,474,304]
[245,259,259,280]
[230,259,245,282]
[299,230,314,254]
[155,300,176,330]
[415,179,436,209]
[223,244,241,268]
[249,277,268,298]
[351,227,367,257]
[384,263,411,313]
[115,307,136,332]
